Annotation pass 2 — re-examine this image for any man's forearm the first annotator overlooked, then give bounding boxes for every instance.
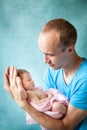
[22,101,67,130]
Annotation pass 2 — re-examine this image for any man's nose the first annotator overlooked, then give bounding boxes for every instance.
[44,55,49,63]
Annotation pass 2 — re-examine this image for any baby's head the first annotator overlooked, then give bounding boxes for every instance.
[17,69,35,90]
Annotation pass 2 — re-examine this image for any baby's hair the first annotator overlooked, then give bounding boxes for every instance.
[17,69,29,78]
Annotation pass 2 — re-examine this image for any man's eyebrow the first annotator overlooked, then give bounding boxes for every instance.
[44,52,55,56]
[39,49,55,55]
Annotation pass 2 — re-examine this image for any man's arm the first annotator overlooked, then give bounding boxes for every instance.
[4,66,87,130]
[22,100,87,130]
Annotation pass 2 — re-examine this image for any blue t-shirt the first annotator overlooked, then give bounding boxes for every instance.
[43,59,87,130]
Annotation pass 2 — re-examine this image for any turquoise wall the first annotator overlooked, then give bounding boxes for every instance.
[0,0,87,130]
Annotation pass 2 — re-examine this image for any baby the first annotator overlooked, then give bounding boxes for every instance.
[17,69,52,104]
[17,69,68,130]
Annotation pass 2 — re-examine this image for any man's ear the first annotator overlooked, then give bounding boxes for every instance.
[68,45,74,54]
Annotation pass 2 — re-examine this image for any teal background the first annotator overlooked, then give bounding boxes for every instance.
[0,0,87,130]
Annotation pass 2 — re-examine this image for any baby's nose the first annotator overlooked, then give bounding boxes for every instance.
[31,80,35,86]
[31,80,34,83]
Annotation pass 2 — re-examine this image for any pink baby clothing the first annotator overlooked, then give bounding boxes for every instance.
[26,88,68,130]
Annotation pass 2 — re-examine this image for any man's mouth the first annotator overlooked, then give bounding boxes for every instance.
[49,64,55,67]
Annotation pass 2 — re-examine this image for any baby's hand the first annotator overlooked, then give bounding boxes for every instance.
[52,101,67,114]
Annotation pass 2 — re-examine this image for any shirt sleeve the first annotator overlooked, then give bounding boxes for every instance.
[43,68,55,90]
[70,81,87,110]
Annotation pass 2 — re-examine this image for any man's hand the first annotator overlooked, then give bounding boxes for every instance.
[4,66,28,108]
[4,66,14,97]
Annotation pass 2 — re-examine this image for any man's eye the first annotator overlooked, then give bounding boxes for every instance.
[49,54,55,57]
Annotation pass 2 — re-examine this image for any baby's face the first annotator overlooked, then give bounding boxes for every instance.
[22,72,35,90]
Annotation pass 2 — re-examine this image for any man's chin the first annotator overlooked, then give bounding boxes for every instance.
[49,65,61,70]
[49,65,58,70]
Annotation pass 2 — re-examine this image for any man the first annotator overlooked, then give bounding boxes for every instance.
[4,18,87,130]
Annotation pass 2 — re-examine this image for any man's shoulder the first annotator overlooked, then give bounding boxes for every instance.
[79,58,87,76]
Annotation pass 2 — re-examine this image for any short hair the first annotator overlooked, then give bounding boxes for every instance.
[17,69,29,78]
[41,18,77,50]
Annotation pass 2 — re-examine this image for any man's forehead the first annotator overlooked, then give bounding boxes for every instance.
[38,35,61,52]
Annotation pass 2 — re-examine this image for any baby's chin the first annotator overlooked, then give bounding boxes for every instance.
[25,85,35,90]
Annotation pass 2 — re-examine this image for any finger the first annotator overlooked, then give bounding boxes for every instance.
[4,73,10,89]
[6,66,10,75]
[10,66,17,87]
[16,77,24,91]
[9,66,13,85]
[4,73,14,98]
[5,66,11,84]
[16,77,27,99]
[10,66,14,81]
[12,66,17,84]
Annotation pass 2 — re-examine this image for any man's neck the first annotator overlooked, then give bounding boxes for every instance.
[63,55,83,85]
